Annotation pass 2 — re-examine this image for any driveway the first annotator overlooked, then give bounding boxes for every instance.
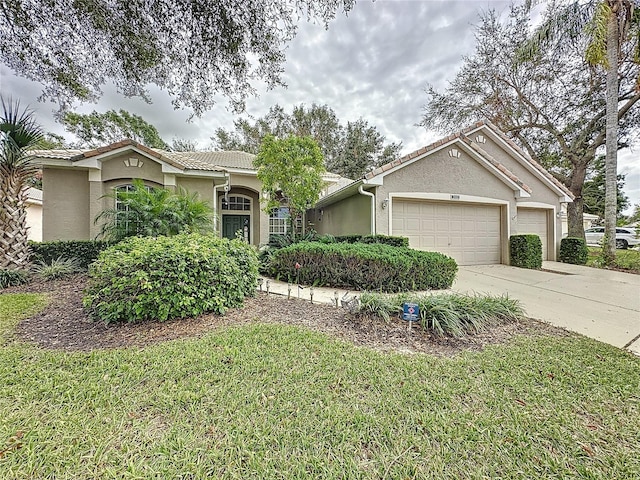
[452,261,640,354]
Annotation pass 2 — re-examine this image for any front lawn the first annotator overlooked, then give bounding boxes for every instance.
[587,246,640,273]
[1,294,639,478]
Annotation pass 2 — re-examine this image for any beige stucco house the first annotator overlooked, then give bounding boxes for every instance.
[32,140,343,247]
[33,121,573,265]
[308,121,574,265]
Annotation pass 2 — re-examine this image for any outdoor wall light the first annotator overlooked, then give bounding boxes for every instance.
[381,199,389,209]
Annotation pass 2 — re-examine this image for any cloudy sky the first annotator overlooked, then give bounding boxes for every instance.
[1,0,638,212]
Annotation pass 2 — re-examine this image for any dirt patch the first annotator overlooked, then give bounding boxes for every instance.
[4,275,573,356]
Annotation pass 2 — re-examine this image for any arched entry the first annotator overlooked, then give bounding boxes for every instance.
[221,194,252,242]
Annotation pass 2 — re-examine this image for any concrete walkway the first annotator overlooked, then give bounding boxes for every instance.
[260,261,640,354]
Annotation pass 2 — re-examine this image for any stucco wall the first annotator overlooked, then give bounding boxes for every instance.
[43,168,90,240]
[375,148,515,235]
[101,153,164,184]
[311,193,371,236]
[26,202,42,242]
[176,177,215,206]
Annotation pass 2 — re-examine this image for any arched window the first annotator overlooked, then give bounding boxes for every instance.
[114,183,151,233]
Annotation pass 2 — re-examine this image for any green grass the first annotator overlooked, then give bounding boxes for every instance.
[1,296,639,478]
[587,247,640,272]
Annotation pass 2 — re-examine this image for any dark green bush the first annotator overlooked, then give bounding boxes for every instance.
[0,269,29,288]
[29,240,111,269]
[83,233,259,323]
[509,235,542,269]
[559,237,588,265]
[266,242,457,292]
[333,234,409,247]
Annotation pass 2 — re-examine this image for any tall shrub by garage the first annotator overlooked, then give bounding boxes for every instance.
[266,241,457,291]
[509,234,542,269]
[559,237,588,265]
[83,233,258,323]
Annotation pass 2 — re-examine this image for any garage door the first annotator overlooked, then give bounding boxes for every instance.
[517,208,549,260]
[392,200,502,265]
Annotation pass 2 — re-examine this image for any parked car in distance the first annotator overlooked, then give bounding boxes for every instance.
[584,226,640,249]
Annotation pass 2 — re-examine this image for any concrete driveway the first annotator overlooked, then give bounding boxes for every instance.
[452,262,640,354]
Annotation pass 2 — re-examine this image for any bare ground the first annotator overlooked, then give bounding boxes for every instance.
[4,274,573,356]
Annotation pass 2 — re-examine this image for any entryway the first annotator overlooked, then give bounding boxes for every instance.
[222,215,250,242]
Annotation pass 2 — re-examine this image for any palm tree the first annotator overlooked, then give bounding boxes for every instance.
[95,179,214,241]
[523,0,639,264]
[0,99,43,270]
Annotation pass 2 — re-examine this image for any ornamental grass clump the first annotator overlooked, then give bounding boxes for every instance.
[359,292,524,337]
[83,233,258,323]
[32,256,83,280]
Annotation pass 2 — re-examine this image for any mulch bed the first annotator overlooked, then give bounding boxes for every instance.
[4,274,572,356]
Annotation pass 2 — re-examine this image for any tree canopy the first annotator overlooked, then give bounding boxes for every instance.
[213,103,402,179]
[254,135,325,237]
[62,109,170,149]
[0,0,354,115]
[421,5,640,237]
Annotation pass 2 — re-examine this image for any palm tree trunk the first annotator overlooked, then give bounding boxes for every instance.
[0,176,31,270]
[603,3,619,265]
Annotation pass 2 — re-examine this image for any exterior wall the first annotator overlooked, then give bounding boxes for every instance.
[26,202,42,242]
[310,193,371,236]
[176,177,215,206]
[475,132,564,258]
[43,168,90,240]
[101,153,164,184]
[375,147,515,236]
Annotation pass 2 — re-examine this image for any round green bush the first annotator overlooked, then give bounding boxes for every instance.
[83,233,259,323]
[266,241,457,292]
[559,237,588,265]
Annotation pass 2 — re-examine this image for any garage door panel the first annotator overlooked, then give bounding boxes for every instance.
[393,200,502,266]
[517,208,549,260]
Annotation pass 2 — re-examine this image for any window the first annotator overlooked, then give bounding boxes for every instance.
[222,195,251,211]
[269,207,289,235]
[115,184,151,233]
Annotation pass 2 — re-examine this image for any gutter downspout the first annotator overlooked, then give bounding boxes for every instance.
[213,172,230,236]
[358,184,375,235]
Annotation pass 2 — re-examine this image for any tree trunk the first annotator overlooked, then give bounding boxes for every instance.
[566,159,589,238]
[603,4,619,265]
[0,176,31,270]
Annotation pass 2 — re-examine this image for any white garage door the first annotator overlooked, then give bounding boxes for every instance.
[392,200,502,265]
[517,208,549,260]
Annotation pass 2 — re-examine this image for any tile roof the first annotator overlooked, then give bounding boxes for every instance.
[364,121,573,199]
[30,139,256,172]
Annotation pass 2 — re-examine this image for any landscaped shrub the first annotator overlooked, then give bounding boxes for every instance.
[334,234,409,247]
[31,256,83,280]
[510,234,542,269]
[559,237,588,265]
[266,241,457,291]
[83,233,259,323]
[359,291,524,337]
[0,269,29,289]
[29,240,111,269]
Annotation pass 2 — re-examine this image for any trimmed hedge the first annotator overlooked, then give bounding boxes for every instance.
[83,233,259,323]
[266,241,457,292]
[332,234,409,247]
[559,237,588,265]
[29,240,111,269]
[509,234,542,269]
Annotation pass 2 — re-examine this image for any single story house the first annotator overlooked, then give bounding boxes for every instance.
[32,141,344,247]
[308,121,574,265]
[33,121,573,265]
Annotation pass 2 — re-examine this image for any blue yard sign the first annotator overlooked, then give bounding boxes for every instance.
[402,302,419,322]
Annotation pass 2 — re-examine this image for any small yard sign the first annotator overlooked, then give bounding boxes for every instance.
[402,302,419,322]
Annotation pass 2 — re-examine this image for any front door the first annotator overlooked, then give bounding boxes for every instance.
[222,215,250,242]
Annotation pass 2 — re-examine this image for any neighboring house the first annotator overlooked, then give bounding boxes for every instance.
[559,204,598,237]
[309,121,574,265]
[25,187,43,242]
[32,141,344,246]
